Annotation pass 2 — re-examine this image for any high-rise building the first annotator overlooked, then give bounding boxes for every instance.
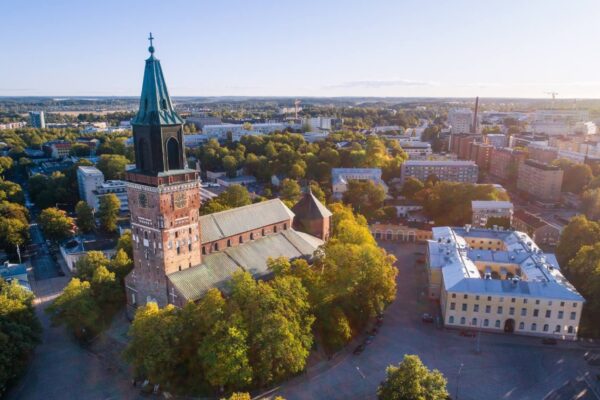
[77,166,105,207]
[517,160,563,203]
[29,111,45,129]
[489,147,527,181]
[448,109,474,134]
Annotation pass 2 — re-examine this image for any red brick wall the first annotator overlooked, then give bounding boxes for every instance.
[201,219,293,255]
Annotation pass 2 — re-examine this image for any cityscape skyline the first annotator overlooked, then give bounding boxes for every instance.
[2,0,600,98]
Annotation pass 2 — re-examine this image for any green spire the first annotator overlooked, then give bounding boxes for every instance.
[132,33,184,126]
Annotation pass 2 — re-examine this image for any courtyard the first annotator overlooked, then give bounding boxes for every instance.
[273,242,600,400]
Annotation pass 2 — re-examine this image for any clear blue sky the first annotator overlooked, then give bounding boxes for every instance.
[1,0,599,98]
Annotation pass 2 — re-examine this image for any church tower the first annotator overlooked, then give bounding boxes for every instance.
[124,35,202,316]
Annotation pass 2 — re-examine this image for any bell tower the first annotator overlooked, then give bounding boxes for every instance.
[124,34,202,316]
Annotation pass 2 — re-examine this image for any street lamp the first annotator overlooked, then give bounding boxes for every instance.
[455,363,464,400]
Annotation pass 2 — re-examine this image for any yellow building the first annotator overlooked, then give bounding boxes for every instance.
[427,226,584,340]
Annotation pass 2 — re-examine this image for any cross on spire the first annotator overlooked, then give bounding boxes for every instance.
[148,32,155,54]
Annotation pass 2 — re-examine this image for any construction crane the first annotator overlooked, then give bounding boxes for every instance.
[545,91,558,109]
[294,99,301,119]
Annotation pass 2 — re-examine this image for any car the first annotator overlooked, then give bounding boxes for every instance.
[542,338,558,345]
[421,313,434,323]
[353,344,365,355]
[459,330,477,337]
[375,315,384,326]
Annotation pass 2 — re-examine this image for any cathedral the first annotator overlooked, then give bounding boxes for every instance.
[124,38,331,317]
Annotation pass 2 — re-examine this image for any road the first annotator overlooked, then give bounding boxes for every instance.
[272,242,599,400]
[28,222,63,280]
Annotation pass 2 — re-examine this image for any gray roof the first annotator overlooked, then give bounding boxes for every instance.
[168,229,323,301]
[200,199,295,243]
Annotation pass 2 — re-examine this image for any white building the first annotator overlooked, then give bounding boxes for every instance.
[427,226,584,340]
[471,200,513,227]
[531,110,589,135]
[331,168,387,199]
[29,111,45,129]
[400,160,478,184]
[202,123,287,140]
[77,166,128,212]
[399,141,432,159]
[485,133,508,148]
[303,117,336,132]
[303,132,329,143]
[77,166,105,207]
[449,109,474,134]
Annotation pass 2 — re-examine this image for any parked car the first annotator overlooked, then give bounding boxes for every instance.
[459,330,476,337]
[542,338,557,345]
[353,344,365,355]
[421,313,434,323]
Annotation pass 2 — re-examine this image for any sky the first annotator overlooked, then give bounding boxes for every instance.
[1,0,600,98]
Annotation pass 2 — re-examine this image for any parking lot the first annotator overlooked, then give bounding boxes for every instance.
[274,242,599,400]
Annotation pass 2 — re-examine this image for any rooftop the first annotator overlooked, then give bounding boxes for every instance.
[471,200,514,210]
[403,160,477,166]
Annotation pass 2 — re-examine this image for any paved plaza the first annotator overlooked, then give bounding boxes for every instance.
[273,242,600,400]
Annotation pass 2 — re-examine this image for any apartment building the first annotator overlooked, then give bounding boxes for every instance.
[484,133,508,148]
[29,111,45,129]
[400,141,432,159]
[400,160,478,184]
[449,109,474,134]
[469,142,493,170]
[489,147,527,180]
[471,200,513,227]
[517,160,563,203]
[427,226,584,340]
[77,166,128,212]
[527,143,558,164]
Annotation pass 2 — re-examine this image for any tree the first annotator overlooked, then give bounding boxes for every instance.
[582,188,600,220]
[90,265,123,314]
[377,355,448,400]
[108,248,133,281]
[73,250,110,282]
[562,164,593,193]
[70,143,91,157]
[39,207,73,242]
[0,157,13,176]
[309,181,327,203]
[485,216,511,229]
[0,280,41,394]
[556,215,600,267]
[96,154,128,180]
[342,180,386,219]
[97,194,120,232]
[46,278,100,340]
[116,229,133,259]
[279,179,302,204]
[75,201,94,233]
[401,177,424,200]
[219,185,252,208]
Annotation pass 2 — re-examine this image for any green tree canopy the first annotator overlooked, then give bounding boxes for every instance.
[556,215,600,267]
[39,207,73,242]
[97,193,120,232]
[75,200,94,233]
[97,154,129,180]
[377,355,448,400]
[562,164,593,193]
[342,179,386,219]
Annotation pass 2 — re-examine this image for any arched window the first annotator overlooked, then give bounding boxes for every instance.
[262,228,265,236]
[166,137,181,170]
[519,322,524,330]
[460,317,466,325]
[543,324,549,332]
[495,320,501,328]
[531,323,537,331]
[250,233,254,240]
[472,318,477,326]
[555,325,561,333]
[484,319,489,327]
[138,138,150,171]
[449,316,455,324]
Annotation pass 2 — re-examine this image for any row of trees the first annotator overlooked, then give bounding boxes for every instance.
[0,158,29,257]
[0,280,41,394]
[555,215,600,336]
[47,233,133,341]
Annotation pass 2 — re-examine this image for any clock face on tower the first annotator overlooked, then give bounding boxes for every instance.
[138,192,148,208]
[174,192,187,209]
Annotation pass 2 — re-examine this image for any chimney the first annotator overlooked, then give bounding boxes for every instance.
[472,96,479,134]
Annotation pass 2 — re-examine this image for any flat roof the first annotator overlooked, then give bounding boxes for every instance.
[471,200,514,209]
[404,160,477,166]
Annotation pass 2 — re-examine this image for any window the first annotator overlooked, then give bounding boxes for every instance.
[521,308,527,317]
[524,299,528,304]
[567,326,574,334]
[450,302,456,310]
[176,247,180,255]
[511,298,515,303]
[449,316,455,324]
[533,309,539,317]
[555,325,561,333]
[532,323,537,331]
[543,324,549,332]
[131,293,136,305]
[472,318,477,326]
[536,300,540,305]
[572,302,577,308]
[274,225,278,233]
[570,312,576,320]
[560,302,565,307]
[473,304,479,312]
[487,296,492,301]
[484,319,489,327]
[497,306,503,314]
[462,304,467,311]
[495,320,501,328]
[558,311,563,319]
[214,243,219,251]
[202,246,206,255]
[239,236,243,244]
[250,233,255,240]
[464,294,468,299]
[188,243,192,252]
[262,228,265,236]
[548,301,553,306]
[545,310,551,318]
[476,295,480,300]
[519,322,524,330]
[485,305,491,313]
[460,317,466,325]
[283,223,287,230]
[452,293,456,298]
[509,307,515,315]
[227,239,231,247]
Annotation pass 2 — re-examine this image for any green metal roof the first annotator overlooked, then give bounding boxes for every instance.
[200,199,295,244]
[168,229,324,302]
[131,40,184,126]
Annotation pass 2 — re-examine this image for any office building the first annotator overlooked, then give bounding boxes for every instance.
[400,160,478,184]
[77,166,105,207]
[400,141,432,159]
[449,109,474,134]
[471,200,513,227]
[29,111,46,129]
[427,226,584,340]
[517,160,563,203]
